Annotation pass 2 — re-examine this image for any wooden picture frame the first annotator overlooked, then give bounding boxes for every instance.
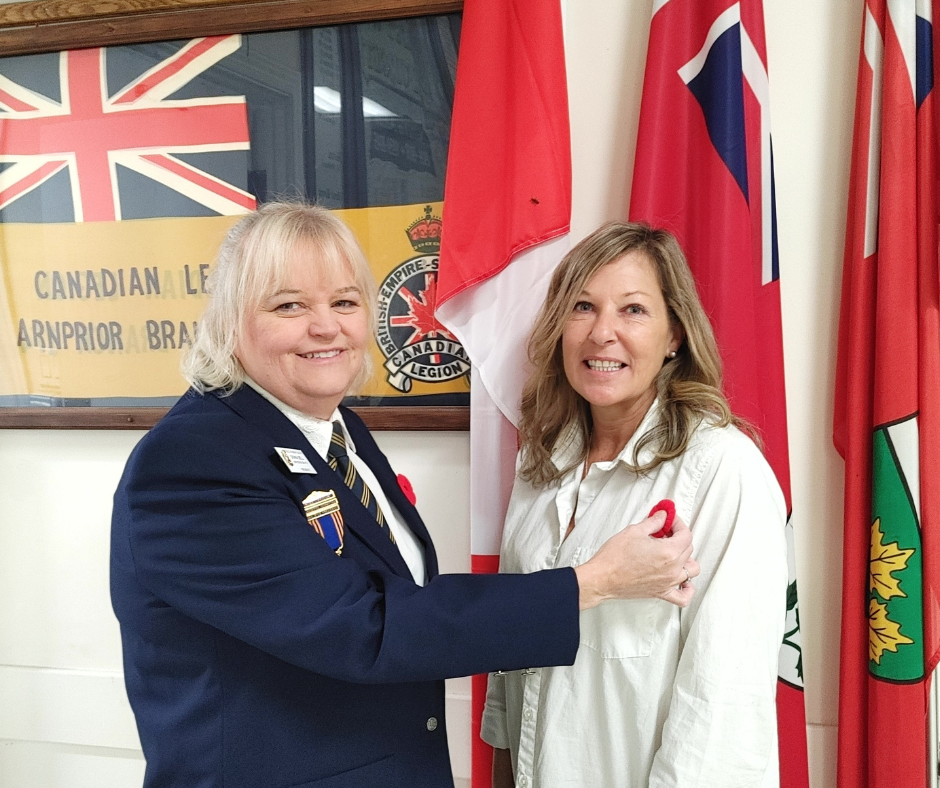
[0,0,468,431]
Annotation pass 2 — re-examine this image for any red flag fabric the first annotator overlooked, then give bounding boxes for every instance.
[435,1,570,307]
[435,1,571,786]
[834,2,940,786]
[436,0,571,426]
[629,1,809,786]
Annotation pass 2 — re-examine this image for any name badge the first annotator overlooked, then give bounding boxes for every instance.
[275,447,317,475]
[303,489,345,555]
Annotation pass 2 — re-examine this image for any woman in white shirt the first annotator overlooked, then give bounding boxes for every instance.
[483,221,789,788]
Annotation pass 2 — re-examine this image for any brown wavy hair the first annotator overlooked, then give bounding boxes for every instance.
[518,221,748,487]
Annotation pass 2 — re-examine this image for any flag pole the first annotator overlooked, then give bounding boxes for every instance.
[931,671,938,788]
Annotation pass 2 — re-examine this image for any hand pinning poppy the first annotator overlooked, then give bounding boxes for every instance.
[397,474,417,505]
[648,499,676,538]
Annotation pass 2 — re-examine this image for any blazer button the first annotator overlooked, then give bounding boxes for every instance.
[426,717,438,732]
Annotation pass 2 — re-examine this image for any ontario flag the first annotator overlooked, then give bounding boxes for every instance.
[629,1,809,786]
[0,35,255,222]
[834,1,940,786]
[434,0,571,785]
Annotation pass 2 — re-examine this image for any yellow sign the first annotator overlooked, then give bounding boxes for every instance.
[0,201,469,404]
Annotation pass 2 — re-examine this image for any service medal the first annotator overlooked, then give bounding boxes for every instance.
[303,489,345,556]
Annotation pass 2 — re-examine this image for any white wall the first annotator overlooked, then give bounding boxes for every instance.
[0,429,473,786]
[0,0,859,785]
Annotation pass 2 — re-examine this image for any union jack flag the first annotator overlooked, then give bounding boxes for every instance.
[0,35,256,222]
[674,2,777,285]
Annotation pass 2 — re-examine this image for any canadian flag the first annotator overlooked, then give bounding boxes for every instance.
[434,0,571,784]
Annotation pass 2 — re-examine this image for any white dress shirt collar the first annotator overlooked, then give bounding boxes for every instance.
[243,378,354,461]
[552,398,663,472]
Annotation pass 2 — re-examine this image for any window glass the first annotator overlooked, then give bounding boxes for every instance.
[0,15,464,408]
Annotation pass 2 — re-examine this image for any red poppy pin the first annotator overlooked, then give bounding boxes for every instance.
[397,474,417,505]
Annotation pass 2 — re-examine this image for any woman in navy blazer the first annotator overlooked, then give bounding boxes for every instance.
[110,202,699,788]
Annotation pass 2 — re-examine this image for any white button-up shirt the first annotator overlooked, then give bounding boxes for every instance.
[245,379,427,586]
[482,402,788,787]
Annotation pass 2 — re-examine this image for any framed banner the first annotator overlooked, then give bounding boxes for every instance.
[0,0,469,429]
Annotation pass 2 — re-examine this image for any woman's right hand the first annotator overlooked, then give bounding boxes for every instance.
[573,511,699,610]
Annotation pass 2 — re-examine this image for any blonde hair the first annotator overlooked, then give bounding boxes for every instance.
[519,221,746,487]
[182,202,377,394]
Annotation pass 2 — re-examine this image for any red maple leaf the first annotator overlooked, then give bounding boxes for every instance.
[389,274,457,346]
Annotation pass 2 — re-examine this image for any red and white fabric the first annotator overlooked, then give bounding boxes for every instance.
[630,1,809,785]
[435,0,571,784]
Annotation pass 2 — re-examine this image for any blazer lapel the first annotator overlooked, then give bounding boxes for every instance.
[216,388,413,578]
[341,407,440,579]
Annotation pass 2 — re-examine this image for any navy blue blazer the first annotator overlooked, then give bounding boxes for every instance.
[111,386,579,788]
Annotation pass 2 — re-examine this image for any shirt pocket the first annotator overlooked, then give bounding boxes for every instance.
[578,598,660,659]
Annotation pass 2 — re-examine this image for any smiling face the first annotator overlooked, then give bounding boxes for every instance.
[561,250,683,426]
[235,245,370,419]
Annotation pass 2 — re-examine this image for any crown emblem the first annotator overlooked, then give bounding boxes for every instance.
[406,205,443,254]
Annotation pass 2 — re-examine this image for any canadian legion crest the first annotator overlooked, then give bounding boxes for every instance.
[375,206,470,392]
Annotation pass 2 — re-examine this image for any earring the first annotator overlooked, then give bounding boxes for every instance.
[668,350,677,359]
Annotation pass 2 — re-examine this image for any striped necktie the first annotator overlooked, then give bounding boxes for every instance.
[327,421,395,543]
